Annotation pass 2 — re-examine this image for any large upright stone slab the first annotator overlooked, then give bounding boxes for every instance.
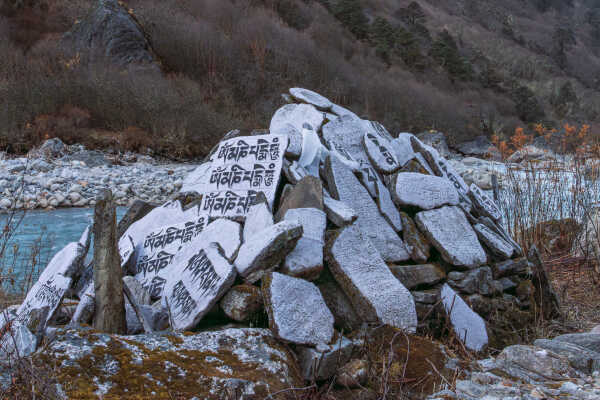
[324,154,410,262]
[322,115,384,197]
[235,220,303,283]
[14,235,88,332]
[270,103,325,136]
[440,284,488,352]
[164,243,237,331]
[325,225,417,332]
[469,184,502,222]
[363,132,400,174]
[375,180,403,232]
[289,88,333,111]
[415,206,487,268]
[199,134,288,219]
[262,272,334,346]
[281,208,326,280]
[275,176,323,222]
[390,172,460,210]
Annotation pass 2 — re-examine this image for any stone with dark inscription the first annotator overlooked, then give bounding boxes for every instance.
[235,220,303,283]
[469,183,502,222]
[415,206,487,268]
[165,243,237,331]
[474,223,514,260]
[281,208,326,281]
[363,132,400,174]
[289,88,333,110]
[200,134,288,219]
[325,224,417,332]
[324,154,410,262]
[322,116,384,197]
[390,172,460,210]
[14,229,89,333]
[262,272,334,346]
[440,284,488,352]
[269,104,325,137]
[375,180,403,233]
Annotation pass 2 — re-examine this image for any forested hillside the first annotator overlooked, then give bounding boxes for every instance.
[1,0,599,157]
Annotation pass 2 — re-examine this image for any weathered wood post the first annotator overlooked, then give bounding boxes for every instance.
[93,190,127,333]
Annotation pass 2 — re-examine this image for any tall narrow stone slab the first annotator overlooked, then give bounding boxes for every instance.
[363,132,400,174]
[281,208,326,280]
[275,176,323,222]
[441,284,488,352]
[469,184,502,222]
[399,212,430,263]
[375,180,403,232]
[322,116,384,197]
[474,223,514,260]
[415,206,487,268]
[325,225,417,332]
[235,220,303,283]
[391,172,460,210]
[324,154,409,262]
[262,272,334,346]
[164,243,237,331]
[200,134,288,219]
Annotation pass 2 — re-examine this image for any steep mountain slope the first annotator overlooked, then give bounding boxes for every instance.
[0,0,598,156]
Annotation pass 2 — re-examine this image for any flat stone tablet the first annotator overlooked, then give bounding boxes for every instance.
[275,176,323,222]
[389,264,446,290]
[375,180,403,232]
[15,235,88,332]
[289,88,333,110]
[243,201,274,242]
[469,183,502,221]
[323,195,357,227]
[281,208,326,281]
[473,223,514,260]
[390,133,417,167]
[415,206,487,268]
[440,284,488,352]
[363,132,400,174]
[262,272,334,346]
[390,172,460,210]
[199,219,242,262]
[270,104,325,137]
[330,103,359,119]
[322,115,384,197]
[180,162,212,194]
[325,224,417,332]
[324,154,410,262]
[165,243,237,331]
[235,220,303,283]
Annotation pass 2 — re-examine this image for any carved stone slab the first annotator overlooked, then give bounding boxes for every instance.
[281,208,326,280]
[415,206,487,268]
[390,133,417,167]
[269,103,325,136]
[322,115,384,197]
[200,134,288,219]
[200,218,242,262]
[324,154,410,262]
[180,162,212,194]
[235,220,303,283]
[15,233,88,332]
[363,132,400,174]
[375,180,403,232]
[469,184,502,221]
[390,172,460,210]
[473,223,514,260]
[262,272,334,346]
[289,88,333,111]
[243,201,274,242]
[164,243,237,331]
[441,284,488,352]
[325,225,417,332]
[323,195,357,227]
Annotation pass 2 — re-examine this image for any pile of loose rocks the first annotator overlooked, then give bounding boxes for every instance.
[0,89,574,398]
[0,139,191,210]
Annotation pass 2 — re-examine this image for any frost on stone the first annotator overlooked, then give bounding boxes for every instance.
[390,172,460,210]
[281,208,326,280]
[270,104,325,137]
[441,284,488,352]
[289,88,333,110]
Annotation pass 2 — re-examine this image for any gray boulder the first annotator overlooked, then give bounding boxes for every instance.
[456,136,500,159]
[553,333,600,353]
[534,338,600,374]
